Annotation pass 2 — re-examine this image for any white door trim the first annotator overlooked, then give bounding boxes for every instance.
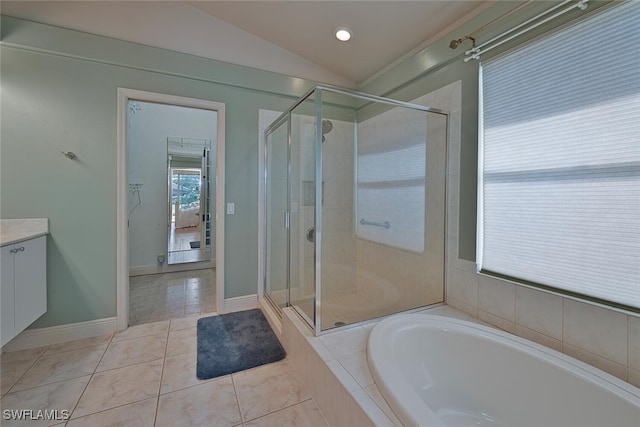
[116,88,226,331]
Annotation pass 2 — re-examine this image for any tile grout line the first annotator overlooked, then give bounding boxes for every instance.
[241,398,315,425]
[229,374,245,425]
[3,345,51,395]
[7,341,112,395]
[153,319,172,426]
[67,332,115,420]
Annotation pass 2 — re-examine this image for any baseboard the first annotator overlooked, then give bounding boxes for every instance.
[1,317,117,352]
[223,294,258,314]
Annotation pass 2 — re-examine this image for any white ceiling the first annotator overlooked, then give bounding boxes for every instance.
[1,1,491,87]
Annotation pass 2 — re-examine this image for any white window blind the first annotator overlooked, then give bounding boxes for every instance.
[479,1,640,310]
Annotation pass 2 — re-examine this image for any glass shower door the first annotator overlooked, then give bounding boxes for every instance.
[265,120,289,313]
[288,114,316,326]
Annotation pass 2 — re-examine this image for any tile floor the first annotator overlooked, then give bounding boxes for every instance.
[0,314,329,427]
[167,224,210,265]
[168,223,200,252]
[129,269,215,326]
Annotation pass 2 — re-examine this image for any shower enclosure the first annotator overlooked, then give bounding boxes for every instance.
[264,85,448,335]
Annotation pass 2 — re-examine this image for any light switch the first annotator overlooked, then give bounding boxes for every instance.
[226,203,235,215]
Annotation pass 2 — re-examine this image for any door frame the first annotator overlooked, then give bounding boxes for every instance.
[116,88,226,331]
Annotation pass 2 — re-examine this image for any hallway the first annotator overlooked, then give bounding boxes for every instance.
[129,269,215,326]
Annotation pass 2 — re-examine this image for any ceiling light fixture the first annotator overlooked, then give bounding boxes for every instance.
[335,27,352,42]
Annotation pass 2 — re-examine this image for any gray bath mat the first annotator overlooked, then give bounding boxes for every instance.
[196,309,286,379]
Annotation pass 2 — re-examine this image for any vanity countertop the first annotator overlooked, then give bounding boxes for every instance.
[0,218,49,247]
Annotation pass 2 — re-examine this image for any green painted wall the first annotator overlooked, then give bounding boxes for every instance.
[0,17,314,328]
[0,2,613,328]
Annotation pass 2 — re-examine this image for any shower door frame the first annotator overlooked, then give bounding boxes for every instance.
[263,84,450,336]
[263,112,292,317]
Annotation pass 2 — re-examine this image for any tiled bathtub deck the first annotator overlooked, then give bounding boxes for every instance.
[281,304,479,426]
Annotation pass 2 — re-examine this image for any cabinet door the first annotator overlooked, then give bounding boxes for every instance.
[14,236,47,334]
[1,245,15,346]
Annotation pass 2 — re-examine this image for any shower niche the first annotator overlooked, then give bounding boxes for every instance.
[264,85,448,335]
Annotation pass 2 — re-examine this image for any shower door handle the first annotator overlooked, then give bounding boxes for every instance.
[284,211,290,229]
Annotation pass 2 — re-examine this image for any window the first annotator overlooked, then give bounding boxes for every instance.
[357,107,427,252]
[478,1,640,311]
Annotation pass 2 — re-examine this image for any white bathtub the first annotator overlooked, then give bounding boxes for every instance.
[368,314,640,427]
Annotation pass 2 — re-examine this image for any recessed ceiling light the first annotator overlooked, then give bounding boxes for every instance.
[335,27,352,42]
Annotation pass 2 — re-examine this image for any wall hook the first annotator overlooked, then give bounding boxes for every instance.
[61,151,77,160]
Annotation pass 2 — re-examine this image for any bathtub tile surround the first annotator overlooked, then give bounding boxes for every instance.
[284,303,640,427]
[563,299,628,366]
[281,304,489,427]
[447,266,639,387]
[514,285,563,340]
[630,316,640,380]
[0,312,329,426]
[282,308,382,427]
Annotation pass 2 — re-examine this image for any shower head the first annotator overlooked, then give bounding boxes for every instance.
[322,120,333,135]
[321,119,333,142]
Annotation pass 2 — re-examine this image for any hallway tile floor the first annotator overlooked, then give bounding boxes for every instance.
[0,314,329,426]
[129,269,215,326]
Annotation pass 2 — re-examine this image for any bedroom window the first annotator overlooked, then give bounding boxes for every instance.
[171,168,201,223]
[478,1,640,311]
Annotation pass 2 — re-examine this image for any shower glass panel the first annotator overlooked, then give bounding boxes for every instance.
[264,85,448,334]
[265,119,289,314]
[289,101,317,326]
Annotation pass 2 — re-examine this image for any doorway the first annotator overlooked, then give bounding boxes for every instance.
[116,89,226,330]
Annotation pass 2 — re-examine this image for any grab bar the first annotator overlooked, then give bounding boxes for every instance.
[359,218,391,229]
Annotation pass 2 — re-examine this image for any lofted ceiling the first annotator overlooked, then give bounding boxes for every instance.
[1,1,492,87]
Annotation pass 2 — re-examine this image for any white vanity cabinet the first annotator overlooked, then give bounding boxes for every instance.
[0,235,47,346]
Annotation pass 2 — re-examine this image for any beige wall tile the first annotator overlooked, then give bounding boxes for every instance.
[351,389,394,427]
[446,296,478,318]
[563,299,627,365]
[515,286,563,340]
[325,359,360,392]
[478,310,515,334]
[318,326,369,358]
[562,342,627,382]
[628,315,640,372]
[514,325,562,353]
[363,384,404,427]
[338,350,374,388]
[628,368,640,389]
[446,267,478,308]
[478,275,515,322]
